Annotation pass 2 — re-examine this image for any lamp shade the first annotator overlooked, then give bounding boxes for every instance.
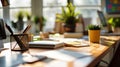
[1,0,9,7]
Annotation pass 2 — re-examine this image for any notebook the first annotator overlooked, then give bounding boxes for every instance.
[101,32,120,36]
[29,41,64,49]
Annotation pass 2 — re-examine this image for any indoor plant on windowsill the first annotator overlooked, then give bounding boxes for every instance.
[16,11,25,32]
[61,2,79,32]
[87,24,101,43]
[108,17,120,33]
[33,16,46,33]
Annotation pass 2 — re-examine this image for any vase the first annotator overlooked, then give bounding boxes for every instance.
[88,30,100,43]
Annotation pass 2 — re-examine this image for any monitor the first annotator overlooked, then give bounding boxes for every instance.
[97,10,107,27]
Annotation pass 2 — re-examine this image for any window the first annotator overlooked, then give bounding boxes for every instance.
[43,0,67,6]
[43,0,102,32]
[74,0,101,5]
[0,9,3,18]
[43,0,67,32]
[0,3,3,18]
[10,0,31,21]
[74,0,101,24]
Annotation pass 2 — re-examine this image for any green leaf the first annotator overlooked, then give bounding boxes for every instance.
[60,2,80,24]
[87,24,101,30]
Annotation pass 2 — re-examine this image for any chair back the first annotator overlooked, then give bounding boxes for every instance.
[108,40,120,67]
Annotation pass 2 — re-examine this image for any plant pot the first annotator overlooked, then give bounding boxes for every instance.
[88,30,100,43]
[64,24,76,33]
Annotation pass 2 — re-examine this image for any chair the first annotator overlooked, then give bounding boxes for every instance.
[97,40,120,67]
[108,40,120,67]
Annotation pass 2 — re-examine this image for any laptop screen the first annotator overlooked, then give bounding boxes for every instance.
[97,10,107,27]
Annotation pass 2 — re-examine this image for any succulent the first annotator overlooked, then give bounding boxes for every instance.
[87,24,101,30]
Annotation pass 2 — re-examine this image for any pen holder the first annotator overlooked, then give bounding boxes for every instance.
[10,34,29,51]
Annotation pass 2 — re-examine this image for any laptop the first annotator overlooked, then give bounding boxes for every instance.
[97,10,107,27]
[97,10,120,36]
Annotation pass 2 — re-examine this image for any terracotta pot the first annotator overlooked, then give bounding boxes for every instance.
[88,30,100,43]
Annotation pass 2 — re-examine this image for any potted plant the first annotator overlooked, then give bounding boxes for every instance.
[87,24,101,43]
[108,17,120,33]
[16,11,25,32]
[59,2,79,32]
[33,16,46,32]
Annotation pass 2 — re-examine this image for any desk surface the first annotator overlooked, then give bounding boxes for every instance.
[0,36,120,67]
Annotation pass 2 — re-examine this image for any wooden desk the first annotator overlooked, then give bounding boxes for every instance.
[0,36,120,67]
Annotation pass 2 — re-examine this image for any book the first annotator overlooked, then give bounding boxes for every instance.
[29,41,64,49]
